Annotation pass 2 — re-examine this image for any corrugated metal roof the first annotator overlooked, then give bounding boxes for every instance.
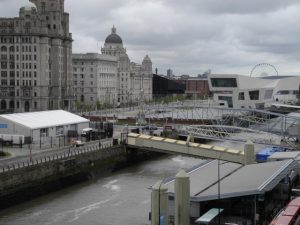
[166,159,296,202]
[166,160,242,196]
[0,110,89,129]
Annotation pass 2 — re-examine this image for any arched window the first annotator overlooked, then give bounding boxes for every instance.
[0,100,7,110]
[25,101,30,112]
[1,46,7,52]
[9,46,14,52]
[9,100,14,109]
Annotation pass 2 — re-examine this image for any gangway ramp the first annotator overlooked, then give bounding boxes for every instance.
[127,133,255,165]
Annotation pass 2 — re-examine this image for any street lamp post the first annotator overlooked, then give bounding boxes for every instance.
[218,158,221,225]
[158,181,162,225]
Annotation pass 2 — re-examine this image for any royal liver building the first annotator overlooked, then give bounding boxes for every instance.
[72,26,153,108]
[0,0,73,113]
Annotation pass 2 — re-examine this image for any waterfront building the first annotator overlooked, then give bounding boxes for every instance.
[152,74,186,99]
[72,53,117,107]
[72,26,153,108]
[165,159,297,225]
[0,0,73,114]
[0,110,89,141]
[176,76,209,98]
[208,74,300,108]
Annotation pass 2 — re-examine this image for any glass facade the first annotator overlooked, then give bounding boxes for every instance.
[211,78,237,88]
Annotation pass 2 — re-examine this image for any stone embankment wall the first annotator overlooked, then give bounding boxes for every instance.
[0,144,127,208]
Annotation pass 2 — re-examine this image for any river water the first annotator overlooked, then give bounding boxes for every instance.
[0,155,202,225]
[0,140,263,225]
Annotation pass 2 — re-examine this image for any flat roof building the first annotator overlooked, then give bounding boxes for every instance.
[0,110,89,141]
[208,74,300,109]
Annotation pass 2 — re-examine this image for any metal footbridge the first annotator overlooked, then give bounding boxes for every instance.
[127,133,255,165]
[141,101,300,149]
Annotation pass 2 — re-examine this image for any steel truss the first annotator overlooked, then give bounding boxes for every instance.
[143,101,300,149]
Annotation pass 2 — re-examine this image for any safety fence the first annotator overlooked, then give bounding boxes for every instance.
[0,142,123,174]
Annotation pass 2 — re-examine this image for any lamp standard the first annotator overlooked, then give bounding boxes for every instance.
[217,156,228,225]
[218,158,221,225]
[158,181,162,225]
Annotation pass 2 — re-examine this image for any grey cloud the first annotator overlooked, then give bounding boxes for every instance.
[1,0,300,75]
[164,0,300,15]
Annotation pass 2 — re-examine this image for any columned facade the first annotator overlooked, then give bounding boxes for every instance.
[72,26,153,109]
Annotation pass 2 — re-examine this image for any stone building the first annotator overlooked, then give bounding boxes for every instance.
[72,53,117,107]
[72,26,153,108]
[0,0,73,113]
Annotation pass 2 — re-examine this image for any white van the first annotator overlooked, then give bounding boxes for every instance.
[81,128,93,136]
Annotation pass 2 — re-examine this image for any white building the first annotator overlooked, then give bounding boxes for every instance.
[72,53,117,106]
[72,26,153,108]
[208,74,300,109]
[0,110,89,141]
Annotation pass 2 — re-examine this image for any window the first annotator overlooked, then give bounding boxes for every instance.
[276,90,290,95]
[56,126,64,136]
[1,71,7,77]
[264,90,273,99]
[40,128,49,137]
[1,62,7,69]
[42,2,46,13]
[249,90,259,100]
[218,96,233,108]
[211,78,237,88]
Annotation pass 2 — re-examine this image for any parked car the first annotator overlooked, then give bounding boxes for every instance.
[71,139,85,147]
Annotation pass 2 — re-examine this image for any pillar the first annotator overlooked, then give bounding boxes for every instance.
[244,140,255,165]
[175,170,190,225]
[151,180,169,225]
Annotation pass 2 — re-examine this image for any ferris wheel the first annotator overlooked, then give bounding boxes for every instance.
[250,63,279,77]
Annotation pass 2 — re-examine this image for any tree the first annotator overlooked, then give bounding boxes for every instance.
[96,100,102,110]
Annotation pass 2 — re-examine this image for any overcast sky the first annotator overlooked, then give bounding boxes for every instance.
[1,0,300,76]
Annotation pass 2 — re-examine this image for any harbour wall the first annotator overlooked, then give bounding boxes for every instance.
[0,144,154,209]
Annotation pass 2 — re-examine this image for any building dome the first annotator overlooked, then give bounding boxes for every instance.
[105,26,123,44]
[20,2,37,12]
[143,55,152,63]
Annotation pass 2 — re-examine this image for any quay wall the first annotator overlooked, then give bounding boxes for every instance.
[0,144,129,208]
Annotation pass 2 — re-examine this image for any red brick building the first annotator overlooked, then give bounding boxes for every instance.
[176,77,210,98]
